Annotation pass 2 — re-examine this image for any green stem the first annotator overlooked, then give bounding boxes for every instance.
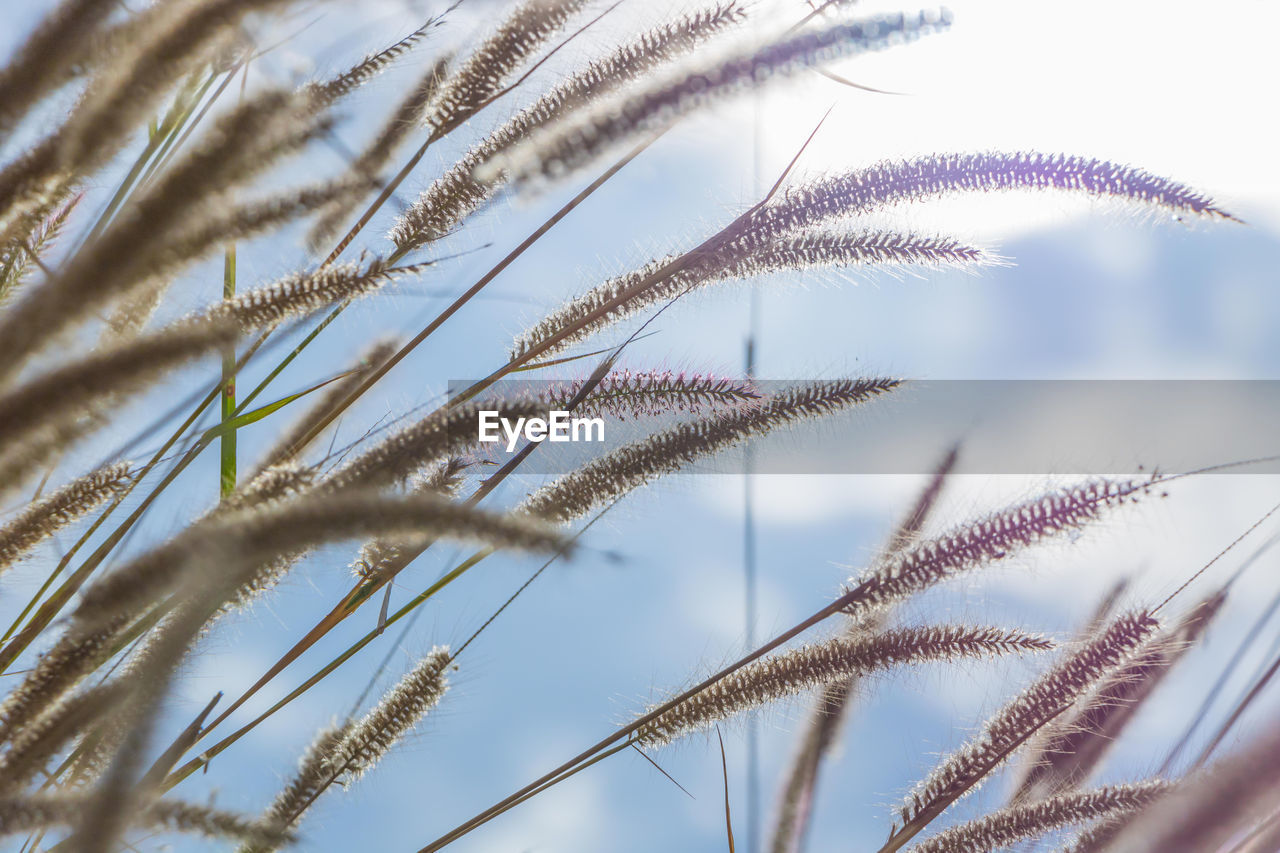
[219,245,237,498]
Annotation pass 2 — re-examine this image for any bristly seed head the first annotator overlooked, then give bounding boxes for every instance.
[636,625,1052,748]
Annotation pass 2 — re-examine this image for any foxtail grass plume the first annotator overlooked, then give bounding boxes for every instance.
[154,178,368,287]
[0,683,125,796]
[1013,591,1224,802]
[0,616,130,751]
[310,55,453,251]
[549,369,759,420]
[349,459,470,581]
[391,2,746,251]
[0,793,290,846]
[522,378,899,522]
[222,462,317,516]
[839,479,1148,622]
[895,611,1160,840]
[492,10,951,184]
[249,649,451,850]
[251,722,352,852]
[748,152,1239,240]
[771,446,960,853]
[308,13,448,104]
[0,192,79,306]
[328,647,452,781]
[0,0,115,132]
[326,399,546,491]
[71,492,569,632]
[0,323,236,492]
[636,626,1051,748]
[0,462,131,575]
[423,0,591,134]
[1097,701,1280,852]
[203,258,430,333]
[513,230,986,359]
[907,780,1170,853]
[0,86,331,381]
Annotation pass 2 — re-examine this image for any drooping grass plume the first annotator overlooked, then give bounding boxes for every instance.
[839,479,1148,623]
[0,792,290,845]
[0,616,131,751]
[493,10,951,184]
[223,463,317,514]
[0,85,331,380]
[1059,813,1133,853]
[747,152,1239,239]
[0,462,132,575]
[522,378,899,522]
[0,683,125,796]
[391,1,747,251]
[423,0,591,134]
[907,780,1170,853]
[891,611,1161,846]
[636,626,1052,749]
[0,0,116,133]
[71,491,569,631]
[0,191,80,306]
[154,177,369,289]
[0,0,271,241]
[202,257,430,333]
[549,369,759,420]
[0,322,236,492]
[1013,591,1224,802]
[513,230,988,358]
